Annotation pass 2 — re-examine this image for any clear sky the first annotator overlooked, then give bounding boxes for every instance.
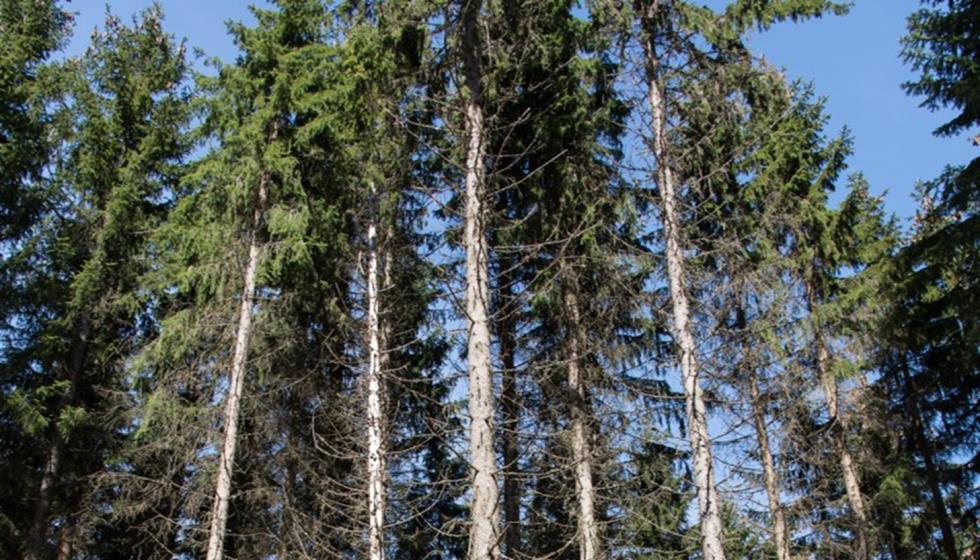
[63,0,976,222]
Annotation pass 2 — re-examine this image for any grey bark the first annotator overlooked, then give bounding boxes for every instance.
[641,6,727,557]
[748,373,790,560]
[461,1,500,558]
[807,285,869,560]
[205,171,268,560]
[366,182,386,560]
[566,291,599,560]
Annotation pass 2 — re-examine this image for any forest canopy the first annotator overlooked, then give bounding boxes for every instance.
[0,1,976,559]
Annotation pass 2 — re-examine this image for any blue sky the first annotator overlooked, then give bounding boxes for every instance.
[64,0,975,222]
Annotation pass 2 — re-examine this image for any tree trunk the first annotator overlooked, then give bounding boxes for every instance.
[499,262,521,558]
[55,516,73,560]
[366,181,387,560]
[566,291,599,560]
[26,432,63,560]
[461,1,499,558]
[901,358,959,560]
[25,318,89,560]
[641,9,727,559]
[205,171,268,560]
[807,285,869,560]
[748,372,790,560]
[918,432,959,560]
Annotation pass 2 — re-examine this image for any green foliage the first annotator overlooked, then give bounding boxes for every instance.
[0,1,973,558]
[0,0,71,241]
[0,5,193,557]
[902,0,980,137]
[626,440,696,559]
[855,4,980,556]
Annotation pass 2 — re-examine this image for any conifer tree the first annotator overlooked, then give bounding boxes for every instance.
[867,4,980,555]
[0,1,70,551]
[0,8,192,558]
[0,2,974,558]
[618,2,848,557]
[0,0,70,243]
[485,3,630,558]
[119,3,356,557]
[328,3,463,558]
[448,1,500,558]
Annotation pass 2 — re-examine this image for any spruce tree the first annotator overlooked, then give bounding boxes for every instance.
[0,0,70,242]
[117,2,357,557]
[0,7,193,558]
[886,4,979,555]
[865,5,980,552]
[623,2,848,557]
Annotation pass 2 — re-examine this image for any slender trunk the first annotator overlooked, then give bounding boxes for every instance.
[748,373,790,560]
[901,359,959,560]
[26,434,62,560]
[25,319,89,560]
[279,461,294,558]
[25,437,62,560]
[461,2,499,558]
[641,9,727,559]
[566,291,599,560]
[915,424,960,560]
[806,284,869,560]
[366,181,386,560]
[205,171,268,560]
[55,517,73,560]
[499,262,521,558]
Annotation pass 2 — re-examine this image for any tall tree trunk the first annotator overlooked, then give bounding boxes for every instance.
[205,171,268,560]
[566,291,599,560]
[901,358,959,560]
[499,262,521,558]
[26,431,63,560]
[748,372,790,560]
[641,8,727,559]
[461,1,499,558]
[55,513,74,560]
[806,285,869,560]
[366,181,387,560]
[25,318,89,560]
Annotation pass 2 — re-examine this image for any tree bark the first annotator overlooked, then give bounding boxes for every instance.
[499,261,521,558]
[366,181,387,560]
[901,358,959,560]
[748,372,790,560]
[205,170,268,560]
[566,291,599,560]
[641,8,727,559]
[25,431,63,560]
[807,284,869,560]
[25,318,89,560]
[55,515,73,560]
[461,1,499,558]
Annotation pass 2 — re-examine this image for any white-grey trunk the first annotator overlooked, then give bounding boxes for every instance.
[205,172,268,560]
[808,286,869,560]
[462,1,499,558]
[749,374,790,560]
[566,292,599,560]
[366,182,386,560]
[644,21,727,560]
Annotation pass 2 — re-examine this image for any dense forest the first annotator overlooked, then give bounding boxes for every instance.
[1,0,976,559]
